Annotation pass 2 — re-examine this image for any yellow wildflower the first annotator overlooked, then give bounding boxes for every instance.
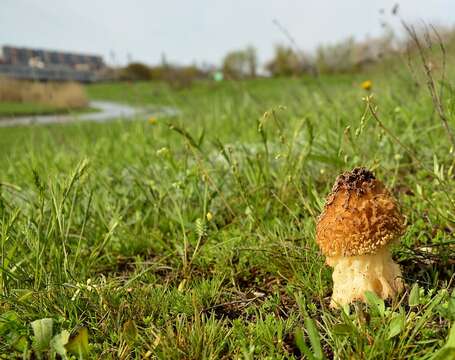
[148,116,158,124]
[206,212,213,222]
[361,80,372,91]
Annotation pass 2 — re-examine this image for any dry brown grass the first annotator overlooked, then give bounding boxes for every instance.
[0,78,88,109]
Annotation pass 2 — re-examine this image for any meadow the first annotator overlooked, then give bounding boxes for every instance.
[0,49,454,358]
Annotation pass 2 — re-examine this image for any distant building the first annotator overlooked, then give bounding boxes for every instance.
[0,45,106,82]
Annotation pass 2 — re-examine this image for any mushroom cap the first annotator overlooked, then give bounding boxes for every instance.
[316,168,406,257]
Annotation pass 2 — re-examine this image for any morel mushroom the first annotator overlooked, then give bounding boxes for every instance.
[316,167,406,307]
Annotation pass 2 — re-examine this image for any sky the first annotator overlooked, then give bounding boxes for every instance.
[1,0,455,67]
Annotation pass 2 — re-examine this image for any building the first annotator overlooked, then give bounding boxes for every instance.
[0,45,105,82]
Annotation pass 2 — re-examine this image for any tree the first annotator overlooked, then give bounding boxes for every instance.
[120,62,151,80]
[266,45,309,77]
[222,46,257,79]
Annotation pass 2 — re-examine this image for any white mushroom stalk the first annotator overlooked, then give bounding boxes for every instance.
[316,168,406,307]
[327,247,404,307]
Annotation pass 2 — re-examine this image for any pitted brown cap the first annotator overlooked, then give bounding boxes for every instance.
[316,168,405,257]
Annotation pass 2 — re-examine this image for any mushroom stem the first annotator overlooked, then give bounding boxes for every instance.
[326,246,404,307]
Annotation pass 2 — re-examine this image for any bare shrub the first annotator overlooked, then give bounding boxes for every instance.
[0,78,88,109]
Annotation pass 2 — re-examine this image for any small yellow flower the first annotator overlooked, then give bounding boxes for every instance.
[206,212,213,222]
[148,116,158,124]
[361,80,372,91]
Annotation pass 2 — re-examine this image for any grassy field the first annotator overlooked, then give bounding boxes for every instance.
[0,102,65,117]
[0,54,454,358]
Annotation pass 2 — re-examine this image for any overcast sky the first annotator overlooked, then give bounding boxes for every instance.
[1,0,455,66]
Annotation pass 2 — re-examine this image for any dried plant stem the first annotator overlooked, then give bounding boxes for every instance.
[365,97,418,164]
[402,22,455,150]
[365,96,455,211]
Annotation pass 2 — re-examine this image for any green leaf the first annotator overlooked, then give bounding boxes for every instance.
[437,291,455,321]
[50,330,70,359]
[332,324,353,336]
[0,311,20,335]
[433,324,455,359]
[415,184,423,196]
[387,314,405,339]
[447,324,455,349]
[447,292,455,320]
[364,291,385,317]
[294,328,317,360]
[31,318,54,353]
[409,284,421,306]
[13,335,28,352]
[433,347,455,360]
[122,320,138,345]
[304,315,324,360]
[66,327,89,359]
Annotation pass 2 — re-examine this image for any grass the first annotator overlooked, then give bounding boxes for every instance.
[0,52,454,358]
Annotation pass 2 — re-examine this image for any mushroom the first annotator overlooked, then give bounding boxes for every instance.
[316,167,406,307]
